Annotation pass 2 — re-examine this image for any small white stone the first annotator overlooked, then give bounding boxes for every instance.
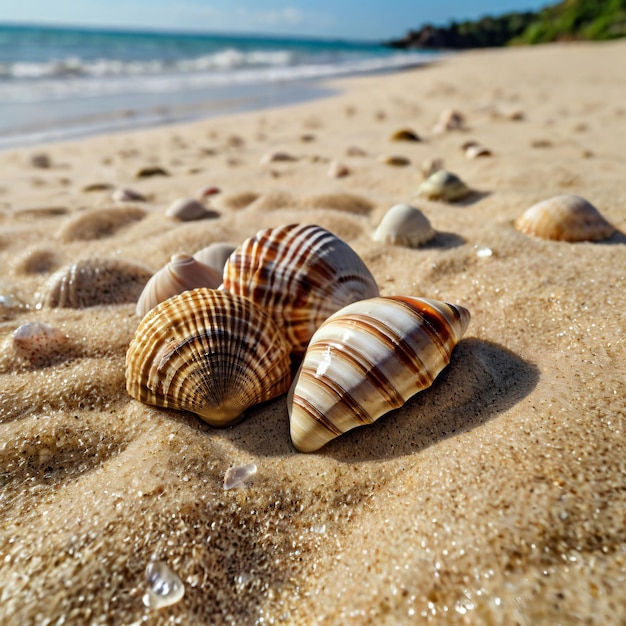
[223,463,257,490]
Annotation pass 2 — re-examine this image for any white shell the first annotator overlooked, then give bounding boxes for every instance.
[415,170,472,202]
[288,296,471,452]
[372,204,435,248]
[136,253,222,318]
[514,195,615,242]
[13,321,69,366]
[165,198,217,221]
[192,243,237,273]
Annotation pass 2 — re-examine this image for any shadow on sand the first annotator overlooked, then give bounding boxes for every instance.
[219,338,539,461]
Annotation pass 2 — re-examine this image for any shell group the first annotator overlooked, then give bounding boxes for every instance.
[126,288,292,426]
[222,223,379,356]
[288,296,471,452]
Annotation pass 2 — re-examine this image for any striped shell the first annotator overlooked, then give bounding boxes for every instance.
[222,224,379,356]
[126,289,292,426]
[514,195,615,242]
[288,296,471,452]
[38,258,151,309]
[136,253,222,318]
[372,204,435,248]
[415,170,471,203]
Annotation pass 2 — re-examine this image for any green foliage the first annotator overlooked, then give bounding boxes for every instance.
[388,0,626,49]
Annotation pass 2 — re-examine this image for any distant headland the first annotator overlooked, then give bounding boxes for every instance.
[385,0,626,49]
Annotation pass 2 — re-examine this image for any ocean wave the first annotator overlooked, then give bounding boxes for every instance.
[0,49,298,79]
[0,51,435,103]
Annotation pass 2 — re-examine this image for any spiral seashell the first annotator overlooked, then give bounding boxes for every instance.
[288,296,471,452]
[125,289,292,426]
[136,254,222,318]
[222,224,379,356]
[415,170,472,203]
[514,195,615,242]
[192,242,237,273]
[39,258,152,309]
[372,204,435,248]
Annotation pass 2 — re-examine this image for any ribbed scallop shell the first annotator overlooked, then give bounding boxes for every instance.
[39,258,151,309]
[514,195,615,242]
[136,254,222,318]
[372,204,435,248]
[288,296,471,452]
[126,288,292,426]
[222,224,380,356]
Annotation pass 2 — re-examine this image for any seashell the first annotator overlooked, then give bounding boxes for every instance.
[433,108,466,133]
[421,157,445,179]
[346,146,367,157]
[143,561,185,610]
[514,195,615,242]
[30,153,51,169]
[112,187,147,203]
[39,258,151,309]
[222,224,379,356]
[136,166,169,178]
[223,463,257,490]
[327,160,350,178]
[389,128,421,142]
[82,182,114,192]
[125,289,292,426]
[136,253,222,318]
[260,150,298,165]
[379,155,411,167]
[165,197,219,221]
[461,141,492,159]
[195,185,221,201]
[13,321,69,366]
[372,204,435,248]
[415,170,472,202]
[192,242,236,273]
[288,296,471,452]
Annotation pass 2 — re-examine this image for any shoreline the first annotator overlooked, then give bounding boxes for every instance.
[1,40,625,624]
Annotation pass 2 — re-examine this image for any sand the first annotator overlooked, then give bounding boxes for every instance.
[1,40,625,624]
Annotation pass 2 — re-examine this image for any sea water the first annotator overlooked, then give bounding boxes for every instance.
[0,23,438,148]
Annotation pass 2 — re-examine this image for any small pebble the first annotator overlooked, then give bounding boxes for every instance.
[31,153,51,169]
[136,166,170,178]
[223,463,257,490]
[142,561,185,610]
[112,188,147,203]
[260,150,298,165]
[327,160,350,178]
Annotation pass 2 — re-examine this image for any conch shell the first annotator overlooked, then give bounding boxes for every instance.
[126,288,292,426]
[222,224,379,356]
[514,194,615,242]
[136,253,222,318]
[288,296,471,452]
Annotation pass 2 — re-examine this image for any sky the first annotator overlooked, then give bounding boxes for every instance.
[0,0,552,41]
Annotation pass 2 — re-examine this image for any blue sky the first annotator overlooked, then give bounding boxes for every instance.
[1,0,552,40]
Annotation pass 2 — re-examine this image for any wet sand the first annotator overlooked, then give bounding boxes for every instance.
[0,40,625,624]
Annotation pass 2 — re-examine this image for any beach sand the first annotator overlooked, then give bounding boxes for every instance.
[1,40,625,624]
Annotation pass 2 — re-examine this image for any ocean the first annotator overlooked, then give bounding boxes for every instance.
[0,23,438,149]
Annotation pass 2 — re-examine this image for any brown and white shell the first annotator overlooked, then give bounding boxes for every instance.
[514,195,615,242]
[415,170,472,202]
[136,253,222,318]
[372,204,436,248]
[126,288,292,426]
[38,258,151,309]
[288,296,471,452]
[222,224,380,356]
[13,321,69,366]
